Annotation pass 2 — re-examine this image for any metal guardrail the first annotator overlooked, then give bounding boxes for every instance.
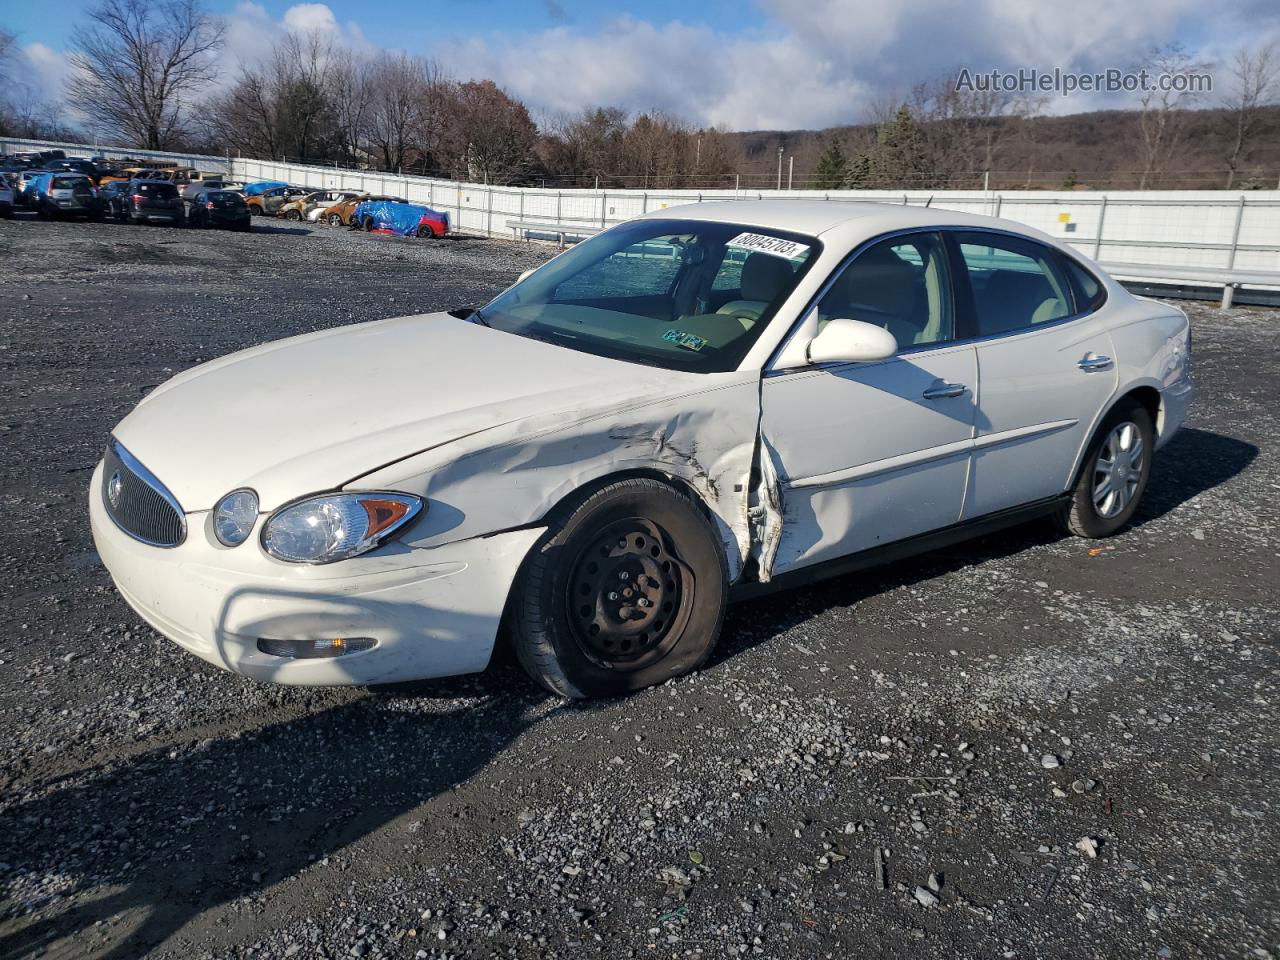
[505,219,598,249]
[1102,262,1280,308]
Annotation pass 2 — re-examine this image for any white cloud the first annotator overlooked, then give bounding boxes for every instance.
[438,0,1280,128]
[21,42,74,97]
[14,0,1280,134]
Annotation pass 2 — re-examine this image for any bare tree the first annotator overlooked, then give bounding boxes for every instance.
[67,0,223,149]
[1132,43,1209,189]
[1011,93,1049,188]
[328,48,374,164]
[367,52,435,172]
[0,28,15,88]
[439,80,538,184]
[1223,42,1279,188]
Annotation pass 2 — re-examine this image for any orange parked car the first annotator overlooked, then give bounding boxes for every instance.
[322,193,402,227]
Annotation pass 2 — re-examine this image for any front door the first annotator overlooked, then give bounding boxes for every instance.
[762,231,977,575]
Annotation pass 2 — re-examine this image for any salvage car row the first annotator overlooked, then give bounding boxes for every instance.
[0,152,451,237]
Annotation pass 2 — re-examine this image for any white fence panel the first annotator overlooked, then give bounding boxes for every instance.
[5,136,1278,275]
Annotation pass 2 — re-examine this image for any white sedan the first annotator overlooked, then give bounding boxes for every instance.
[90,201,1193,697]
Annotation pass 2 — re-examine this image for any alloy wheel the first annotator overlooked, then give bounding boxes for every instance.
[1093,421,1144,518]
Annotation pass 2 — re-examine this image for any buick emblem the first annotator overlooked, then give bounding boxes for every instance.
[107,471,123,508]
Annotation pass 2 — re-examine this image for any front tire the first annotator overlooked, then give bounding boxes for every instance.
[1058,401,1154,538]
[509,479,727,699]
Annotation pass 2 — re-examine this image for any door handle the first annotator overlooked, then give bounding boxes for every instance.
[1078,354,1114,371]
[922,383,967,400]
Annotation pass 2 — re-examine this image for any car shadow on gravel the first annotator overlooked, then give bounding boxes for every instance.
[714,427,1258,668]
[243,223,313,237]
[0,685,551,960]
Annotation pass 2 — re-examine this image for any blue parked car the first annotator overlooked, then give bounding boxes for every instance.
[15,169,50,206]
[242,180,289,197]
[351,199,450,237]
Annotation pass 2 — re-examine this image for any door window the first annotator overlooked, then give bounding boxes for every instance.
[956,234,1072,336]
[815,232,954,348]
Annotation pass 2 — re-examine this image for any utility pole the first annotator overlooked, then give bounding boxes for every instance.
[788,155,794,190]
[776,146,783,190]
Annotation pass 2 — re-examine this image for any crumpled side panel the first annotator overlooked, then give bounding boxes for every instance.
[352,378,762,582]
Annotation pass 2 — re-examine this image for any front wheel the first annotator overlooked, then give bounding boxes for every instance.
[509,479,727,699]
[1058,402,1154,538]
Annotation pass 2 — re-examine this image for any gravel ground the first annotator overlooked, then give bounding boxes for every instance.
[0,213,1276,960]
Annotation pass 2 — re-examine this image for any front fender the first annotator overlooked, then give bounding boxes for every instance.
[354,378,762,582]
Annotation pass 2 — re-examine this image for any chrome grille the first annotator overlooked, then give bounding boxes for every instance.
[102,440,186,547]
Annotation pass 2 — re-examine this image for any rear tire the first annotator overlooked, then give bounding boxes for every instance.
[509,479,727,699]
[1057,401,1154,538]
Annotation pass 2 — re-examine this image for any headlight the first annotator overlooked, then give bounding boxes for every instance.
[213,489,259,547]
[262,492,423,564]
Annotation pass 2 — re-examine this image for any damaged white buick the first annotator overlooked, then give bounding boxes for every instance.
[90,200,1193,697]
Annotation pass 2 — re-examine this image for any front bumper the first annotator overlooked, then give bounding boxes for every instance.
[89,462,544,685]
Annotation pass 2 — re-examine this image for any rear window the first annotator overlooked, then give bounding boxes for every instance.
[137,182,177,198]
[52,176,87,189]
[209,192,244,206]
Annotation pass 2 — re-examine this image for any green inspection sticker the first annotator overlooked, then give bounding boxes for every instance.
[662,329,708,351]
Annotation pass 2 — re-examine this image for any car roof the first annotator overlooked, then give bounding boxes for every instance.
[640,198,1061,247]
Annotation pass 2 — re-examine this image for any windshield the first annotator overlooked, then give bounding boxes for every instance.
[479,218,819,373]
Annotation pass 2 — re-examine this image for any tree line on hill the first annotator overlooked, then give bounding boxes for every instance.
[1,0,1278,191]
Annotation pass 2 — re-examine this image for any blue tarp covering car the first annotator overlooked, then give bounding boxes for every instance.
[242,180,288,197]
[351,199,450,237]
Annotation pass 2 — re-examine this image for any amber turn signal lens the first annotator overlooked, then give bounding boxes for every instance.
[359,498,413,538]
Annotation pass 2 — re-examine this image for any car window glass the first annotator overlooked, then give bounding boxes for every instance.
[815,232,954,348]
[481,219,818,373]
[553,235,684,301]
[1062,256,1105,312]
[957,234,1072,335]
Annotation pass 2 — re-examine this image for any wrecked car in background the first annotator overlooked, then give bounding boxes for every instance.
[352,199,450,237]
[277,189,362,221]
[322,193,389,227]
[90,200,1192,699]
[246,185,310,217]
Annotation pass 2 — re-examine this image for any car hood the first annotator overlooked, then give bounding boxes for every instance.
[112,313,701,512]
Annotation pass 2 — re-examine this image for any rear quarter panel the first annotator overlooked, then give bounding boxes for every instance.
[1066,296,1192,488]
[1107,299,1193,447]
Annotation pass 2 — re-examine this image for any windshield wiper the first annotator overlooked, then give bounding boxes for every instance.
[469,308,491,327]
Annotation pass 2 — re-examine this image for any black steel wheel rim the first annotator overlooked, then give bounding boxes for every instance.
[565,517,694,670]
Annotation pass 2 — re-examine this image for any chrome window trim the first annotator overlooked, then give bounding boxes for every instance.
[765,224,1108,378]
[104,438,188,548]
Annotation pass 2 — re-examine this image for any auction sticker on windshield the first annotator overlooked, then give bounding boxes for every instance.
[727,232,810,259]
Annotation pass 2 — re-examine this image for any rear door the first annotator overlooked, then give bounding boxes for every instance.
[952,231,1117,519]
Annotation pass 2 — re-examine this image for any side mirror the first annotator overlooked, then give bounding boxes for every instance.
[517,268,536,284]
[805,318,898,365]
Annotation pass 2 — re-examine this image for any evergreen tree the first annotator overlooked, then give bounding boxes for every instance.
[871,105,930,188]
[812,137,850,189]
[846,151,872,188]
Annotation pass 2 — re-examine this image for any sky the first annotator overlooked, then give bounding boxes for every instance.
[8,0,1280,130]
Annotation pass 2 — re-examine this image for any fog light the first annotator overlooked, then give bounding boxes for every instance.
[256,637,376,659]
